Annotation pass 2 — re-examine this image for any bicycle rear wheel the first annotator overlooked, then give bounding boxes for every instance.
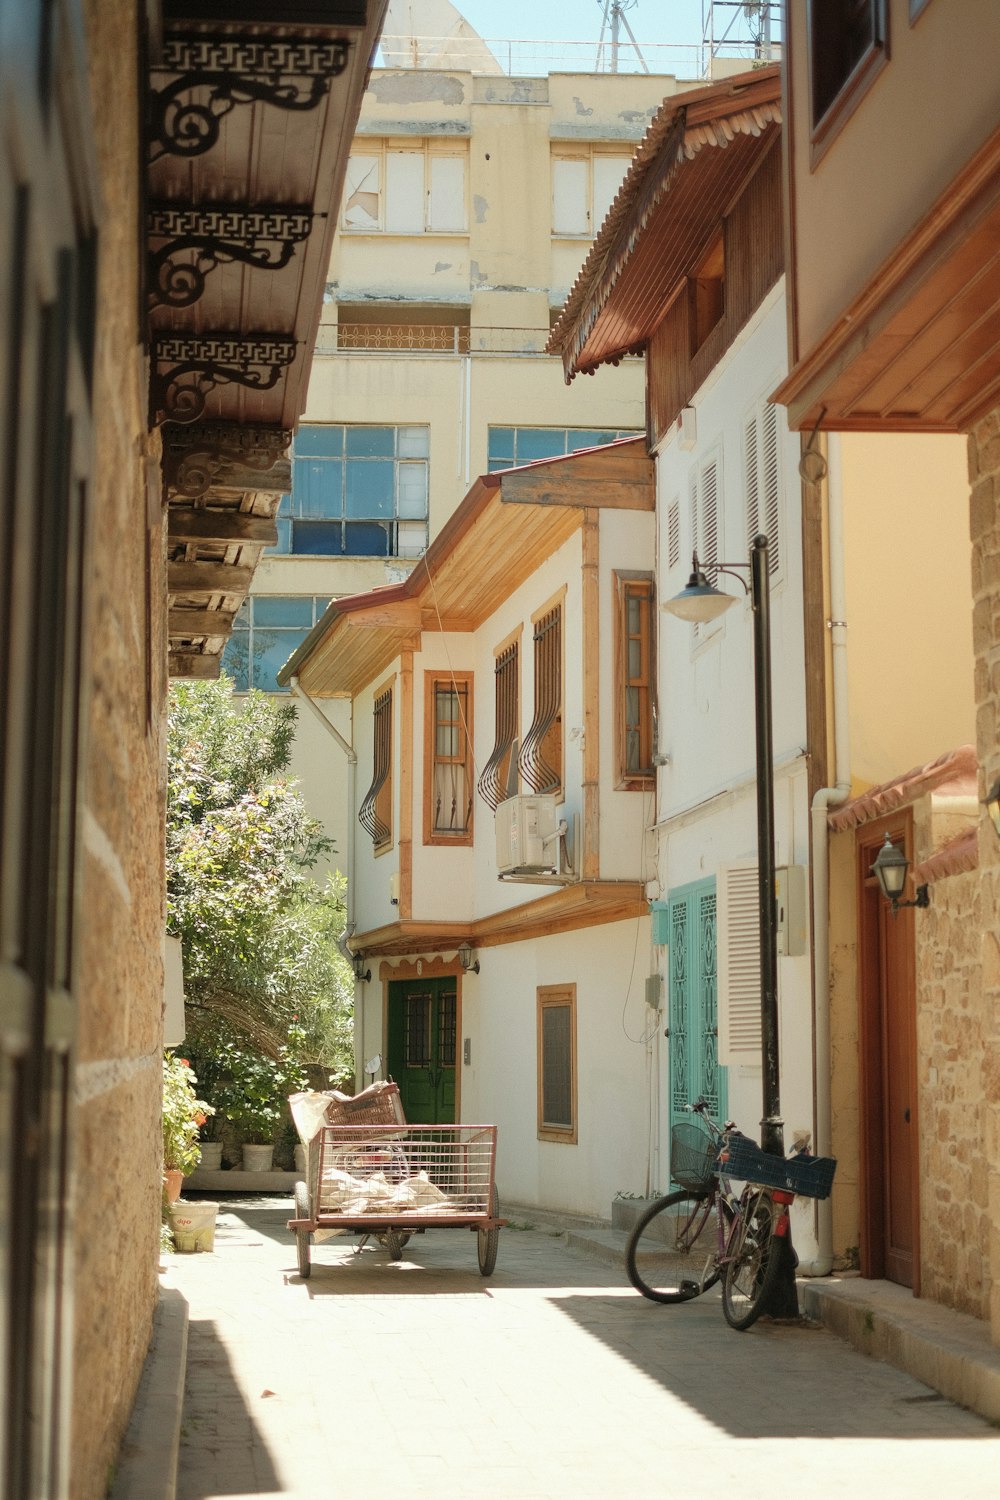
[721,1187,782,1330]
[625,1190,723,1303]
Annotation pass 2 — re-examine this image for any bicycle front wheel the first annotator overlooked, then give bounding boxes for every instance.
[721,1187,783,1330]
[625,1190,723,1303]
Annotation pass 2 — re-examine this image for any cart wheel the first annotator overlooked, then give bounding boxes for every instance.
[478,1186,500,1277]
[383,1228,407,1262]
[294,1180,312,1279]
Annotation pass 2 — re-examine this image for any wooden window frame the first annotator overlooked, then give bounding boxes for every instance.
[359,680,394,853]
[341,139,468,235]
[477,627,521,810]
[519,592,564,799]
[423,670,474,846]
[807,0,889,164]
[688,231,725,355]
[614,572,655,789]
[537,984,578,1143]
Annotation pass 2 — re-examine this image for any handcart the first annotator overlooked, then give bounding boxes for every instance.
[287,1081,506,1278]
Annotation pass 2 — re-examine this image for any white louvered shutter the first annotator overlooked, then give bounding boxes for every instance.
[717,861,762,1063]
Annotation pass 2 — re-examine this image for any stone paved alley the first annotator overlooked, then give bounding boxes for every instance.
[157,1199,998,1500]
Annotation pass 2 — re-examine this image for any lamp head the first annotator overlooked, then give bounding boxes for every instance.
[662,554,736,624]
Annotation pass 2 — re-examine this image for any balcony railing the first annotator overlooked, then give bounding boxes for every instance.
[327,325,560,356]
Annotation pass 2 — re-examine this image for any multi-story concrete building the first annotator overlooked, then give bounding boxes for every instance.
[225,18,701,864]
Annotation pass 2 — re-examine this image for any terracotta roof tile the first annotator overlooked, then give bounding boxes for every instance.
[827,745,978,832]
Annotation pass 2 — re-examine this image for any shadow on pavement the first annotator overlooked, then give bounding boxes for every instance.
[547,1289,1000,1442]
[178,1319,284,1498]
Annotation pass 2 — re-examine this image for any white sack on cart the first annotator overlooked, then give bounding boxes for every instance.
[288,1090,334,1146]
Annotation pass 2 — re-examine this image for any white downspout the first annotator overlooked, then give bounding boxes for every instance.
[289,677,363,1066]
[799,433,851,1277]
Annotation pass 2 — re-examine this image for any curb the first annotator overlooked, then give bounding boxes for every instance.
[801,1277,1000,1424]
[110,1282,189,1500]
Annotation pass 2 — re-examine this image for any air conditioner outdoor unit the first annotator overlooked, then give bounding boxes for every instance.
[495,794,560,875]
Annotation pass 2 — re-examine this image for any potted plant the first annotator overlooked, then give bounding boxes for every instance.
[193,1036,308,1172]
[162,1052,214,1201]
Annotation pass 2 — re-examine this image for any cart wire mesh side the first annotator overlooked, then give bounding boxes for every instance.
[316,1124,498,1223]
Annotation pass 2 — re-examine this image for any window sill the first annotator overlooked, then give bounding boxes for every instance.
[537,1127,578,1145]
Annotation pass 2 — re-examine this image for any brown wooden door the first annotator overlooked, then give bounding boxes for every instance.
[858,823,920,1291]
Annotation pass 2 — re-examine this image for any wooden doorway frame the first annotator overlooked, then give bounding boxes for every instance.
[856,813,921,1292]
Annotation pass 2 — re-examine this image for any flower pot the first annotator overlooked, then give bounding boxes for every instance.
[241,1143,274,1172]
[170,1200,219,1252]
[294,1144,307,1177]
[163,1168,184,1204]
[198,1142,223,1171]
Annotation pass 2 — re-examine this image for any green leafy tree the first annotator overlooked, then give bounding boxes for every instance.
[167,678,354,1083]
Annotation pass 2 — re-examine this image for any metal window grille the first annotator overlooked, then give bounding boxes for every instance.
[438,990,457,1068]
[431,680,472,835]
[403,994,432,1067]
[477,640,519,810]
[540,999,573,1130]
[519,606,562,794]
[359,687,393,846]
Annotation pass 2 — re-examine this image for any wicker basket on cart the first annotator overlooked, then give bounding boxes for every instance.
[303,1081,407,1196]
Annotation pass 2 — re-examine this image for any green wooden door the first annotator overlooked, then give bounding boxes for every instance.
[668,878,728,1173]
[387,978,457,1123]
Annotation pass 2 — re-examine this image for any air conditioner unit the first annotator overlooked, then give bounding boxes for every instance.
[495,794,560,875]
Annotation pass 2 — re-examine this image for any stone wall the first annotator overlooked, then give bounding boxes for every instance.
[913,799,988,1319]
[969,406,1000,1344]
[71,1,167,1495]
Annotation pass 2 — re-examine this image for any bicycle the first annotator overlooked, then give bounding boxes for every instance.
[625,1099,834,1330]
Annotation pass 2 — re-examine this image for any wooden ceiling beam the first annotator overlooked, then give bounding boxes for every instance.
[168,608,235,637]
[168,508,278,546]
[169,651,222,680]
[168,561,254,593]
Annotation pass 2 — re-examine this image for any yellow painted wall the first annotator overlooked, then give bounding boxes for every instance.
[838,430,975,788]
[786,0,1000,359]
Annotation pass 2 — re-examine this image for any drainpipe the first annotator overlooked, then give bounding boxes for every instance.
[289,676,363,1065]
[799,433,851,1277]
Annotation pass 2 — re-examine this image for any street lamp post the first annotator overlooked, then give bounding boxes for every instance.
[664,533,796,1311]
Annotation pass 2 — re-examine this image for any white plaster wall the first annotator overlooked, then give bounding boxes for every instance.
[651,287,820,1262]
[598,505,657,881]
[353,665,403,934]
[458,916,656,1217]
[655,288,805,812]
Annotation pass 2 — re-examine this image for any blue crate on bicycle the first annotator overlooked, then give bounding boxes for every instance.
[717,1132,836,1199]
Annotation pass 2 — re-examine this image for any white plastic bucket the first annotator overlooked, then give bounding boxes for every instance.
[242,1144,274,1172]
[170,1201,218,1253]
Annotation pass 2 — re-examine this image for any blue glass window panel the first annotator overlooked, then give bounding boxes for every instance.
[345,427,394,458]
[346,459,394,517]
[253,596,314,628]
[486,457,509,473]
[315,597,332,616]
[292,458,343,518]
[233,599,251,628]
[267,515,293,554]
[221,636,250,691]
[344,521,389,556]
[277,492,293,515]
[514,429,567,463]
[251,630,310,693]
[571,429,620,450]
[488,428,515,465]
[295,426,344,458]
[293,520,343,555]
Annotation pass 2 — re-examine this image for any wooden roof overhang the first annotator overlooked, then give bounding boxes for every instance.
[149,1,389,678]
[548,67,782,383]
[355,879,648,959]
[279,436,654,698]
[773,121,1000,434]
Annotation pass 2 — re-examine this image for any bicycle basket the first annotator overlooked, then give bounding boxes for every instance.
[670,1121,718,1192]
